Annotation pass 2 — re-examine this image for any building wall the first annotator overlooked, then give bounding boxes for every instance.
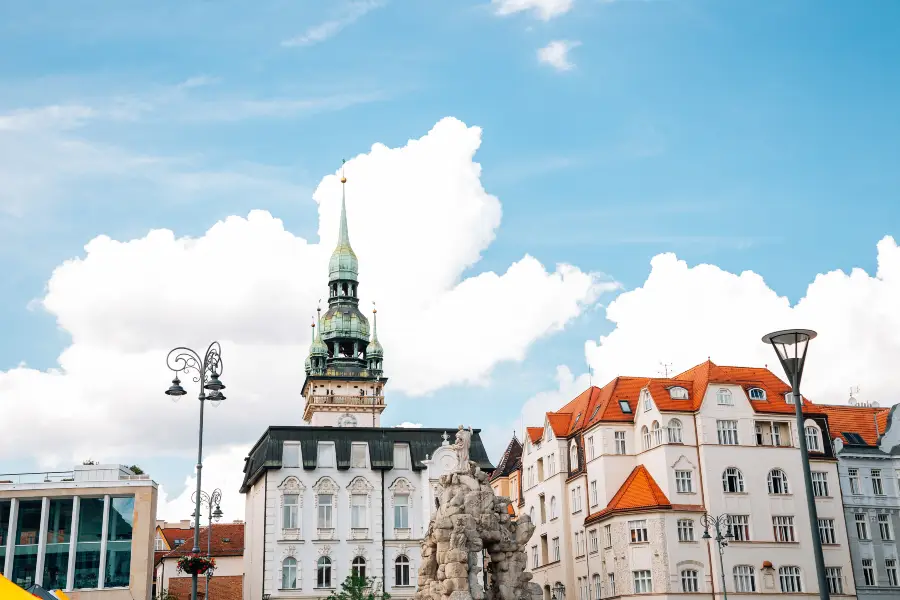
[168,574,243,600]
[1,480,157,600]
[159,555,243,594]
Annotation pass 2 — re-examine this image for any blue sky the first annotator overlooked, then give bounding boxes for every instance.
[1,0,899,513]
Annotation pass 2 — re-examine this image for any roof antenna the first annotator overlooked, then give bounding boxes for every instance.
[588,358,593,388]
[658,361,672,378]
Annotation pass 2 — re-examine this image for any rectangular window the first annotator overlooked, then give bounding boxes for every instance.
[351,494,367,529]
[773,516,796,543]
[677,519,694,542]
[896,469,900,495]
[43,498,74,590]
[589,529,598,554]
[531,545,538,569]
[862,559,876,586]
[878,514,893,540]
[675,470,693,493]
[818,518,836,545]
[74,497,104,589]
[614,431,626,455]
[393,444,411,470]
[104,496,134,589]
[318,442,336,468]
[394,495,409,529]
[283,494,299,529]
[629,519,648,543]
[10,499,41,588]
[590,481,598,506]
[681,569,699,592]
[849,468,861,494]
[283,442,301,468]
[552,537,560,562]
[603,525,612,548]
[887,559,898,586]
[856,514,870,540]
[351,443,367,468]
[734,565,756,592]
[717,388,733,405]
[587,436,595,460]
[779,567,803,592]
[825,567,843,594]
[716,420,739,445]
[318,494,333,529]
[811,472,829,497]
[632,570,652,594]
[608,573,616,596]
[727,515,750,541]
[872,469,885,495]
[0,500,9,572]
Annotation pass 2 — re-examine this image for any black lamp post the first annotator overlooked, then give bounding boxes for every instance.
[700,513,733,599]
[165,342,226,600]
[192,488,223,599]
[762,329,828,600]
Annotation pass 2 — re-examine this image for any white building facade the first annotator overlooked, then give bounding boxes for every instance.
[519,361,858,599]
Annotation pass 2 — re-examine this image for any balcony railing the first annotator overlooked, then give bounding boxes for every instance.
[306,395,385,407]
[0,471,75,484]
[351,528,369,540]
[317,527,335,540]
[395,528,411,540]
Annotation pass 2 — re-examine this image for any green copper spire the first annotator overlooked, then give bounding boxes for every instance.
[328,160,359,283]
[367,305,383,358]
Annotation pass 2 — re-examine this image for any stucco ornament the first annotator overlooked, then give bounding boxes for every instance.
[415,460,535,600]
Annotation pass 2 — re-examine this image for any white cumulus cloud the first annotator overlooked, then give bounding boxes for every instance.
[537,40,581,72]
[493,0,574,20]
[0,117,608,480]
[586,237,900,407]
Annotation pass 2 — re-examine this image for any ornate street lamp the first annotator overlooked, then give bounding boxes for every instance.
[192,488,224,600]
[762,329,829,600]
[700,513,733,599]
[165,342,226,600]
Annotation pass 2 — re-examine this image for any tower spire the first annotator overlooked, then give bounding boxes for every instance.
[338,159,351,247]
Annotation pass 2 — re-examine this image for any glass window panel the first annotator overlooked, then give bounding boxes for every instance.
[105,497,134,588]
[43,499,74,590]
[0,500,9,575]
[11,499,42,588]
[74,498,104,589]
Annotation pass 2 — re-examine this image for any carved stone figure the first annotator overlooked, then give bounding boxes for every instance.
[452,425,473,473]
[415,461,535,600]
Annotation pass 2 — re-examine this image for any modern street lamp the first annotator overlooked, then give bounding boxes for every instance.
[700,513,733,599]
[192,488,223,599]
[762,329,829,600]
[165,342,226,600]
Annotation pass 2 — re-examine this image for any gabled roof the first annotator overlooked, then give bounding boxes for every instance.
[547,412,572,437]
[585,465,670,522]
[159,523,245,558]
[526,427,543,443]
[817,404,891,446]
[490,436,523,482]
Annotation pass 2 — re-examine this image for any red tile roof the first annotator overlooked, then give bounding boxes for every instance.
[585,465,671,523]
[546,412,572,437]
[526,427,543,443]
[817,404,891,446]
[160,523,244,558]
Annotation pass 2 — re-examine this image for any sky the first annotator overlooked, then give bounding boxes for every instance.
[1,0,899,520]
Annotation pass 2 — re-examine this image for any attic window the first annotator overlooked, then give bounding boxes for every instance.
[222,538,231,543]
[843,432,866,445]
[618,400,632,414]
[668,387,689,400]
[573,413,581,425]
[785,392,796,405]
[174,539,185,546]
[590,405,601,420]
[748,387,766,401]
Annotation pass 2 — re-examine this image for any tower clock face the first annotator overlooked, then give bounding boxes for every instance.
[338,413,358,428]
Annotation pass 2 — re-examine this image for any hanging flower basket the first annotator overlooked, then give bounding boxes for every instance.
[177,553,216,575]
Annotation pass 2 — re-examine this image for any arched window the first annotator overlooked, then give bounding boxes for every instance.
[779,566,802,592]
[592,574,601,600]
[352,556,366,580]
[748,387,766,400]
[767,469,790,494]
[550,496,557,519]
[652,421,662,446]
[805,426,821,452]
[669,387,689,400]
[529,506,535,522]
[395,555,410,586]
[641,426,651,451]
[570,444,579,471]
[317,556,332,589]
[553,582,565,600]
[733,565,756,592]
[668,419,683,444]
[717,388,733,405]
[722,467,745,493]
[282,557,298,589]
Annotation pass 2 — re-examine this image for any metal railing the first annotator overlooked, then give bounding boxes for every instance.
[0,471,75,484]
[306,395,385,407]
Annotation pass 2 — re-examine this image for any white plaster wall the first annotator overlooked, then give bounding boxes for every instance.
[244,478,267,600]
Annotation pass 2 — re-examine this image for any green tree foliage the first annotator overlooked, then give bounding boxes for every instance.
[327,575,391,600]
[129,465,145,475]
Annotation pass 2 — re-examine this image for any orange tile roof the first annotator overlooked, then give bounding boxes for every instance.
[817,404,891,446]
[160,523,245,558]
[546,412,572,436]
[526,427,543,443]
[585,465,671,523]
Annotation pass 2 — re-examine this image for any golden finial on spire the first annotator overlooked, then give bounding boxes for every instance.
[340,158,347,184]
[372,300,377,315]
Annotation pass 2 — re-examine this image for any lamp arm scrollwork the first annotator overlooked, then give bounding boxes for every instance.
[166,342,223,387]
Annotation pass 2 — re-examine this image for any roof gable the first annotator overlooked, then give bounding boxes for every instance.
[585,465,671,522]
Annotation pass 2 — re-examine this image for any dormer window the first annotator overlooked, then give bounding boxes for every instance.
[573,413,581,426]
[619,400,632,414]
[668,387,689,400]
[785,393,796,405]
[642,390,652,412]
[748,387,766,401]
[590,405,601,420]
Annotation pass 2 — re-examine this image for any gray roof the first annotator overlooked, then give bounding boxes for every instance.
[240,426,494,493]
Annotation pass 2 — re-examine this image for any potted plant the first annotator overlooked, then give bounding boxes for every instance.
[176,553,216,576]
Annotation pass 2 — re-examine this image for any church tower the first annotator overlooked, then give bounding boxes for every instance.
[302,164,387,426]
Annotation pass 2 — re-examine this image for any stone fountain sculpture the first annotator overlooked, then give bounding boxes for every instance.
[416,426,536,600]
